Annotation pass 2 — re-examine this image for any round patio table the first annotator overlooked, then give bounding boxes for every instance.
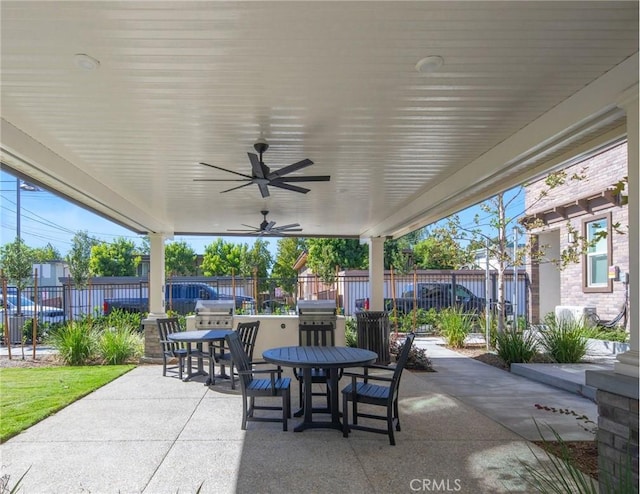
[168,329,234,385]
[262,346,377,432]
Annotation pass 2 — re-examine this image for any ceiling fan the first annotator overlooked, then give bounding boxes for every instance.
[227,210,303,236]
[195,139,330,198]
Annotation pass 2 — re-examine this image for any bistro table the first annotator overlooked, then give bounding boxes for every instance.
[168,329,234,385]
[262,346,377,432]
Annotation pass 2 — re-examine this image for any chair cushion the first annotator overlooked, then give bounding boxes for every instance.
[342,382,390,401]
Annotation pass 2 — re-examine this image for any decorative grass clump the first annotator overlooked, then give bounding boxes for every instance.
[49,320,98,366]
[495,329,539,366]
[538,314,589,364]
[438,306,474,348]
[97,326,143,365]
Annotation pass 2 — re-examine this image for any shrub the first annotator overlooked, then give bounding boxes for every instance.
[538,314,589,363]
[390,333,433,371]
[495,329,538,366]
[98,326,143,364]
[438,306,474,348]
[582,326,628,343]
[93,309,143,334]
[344,316,357,347]
[49,321,98,365]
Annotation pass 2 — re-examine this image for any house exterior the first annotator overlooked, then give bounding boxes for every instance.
[523,141,629,327]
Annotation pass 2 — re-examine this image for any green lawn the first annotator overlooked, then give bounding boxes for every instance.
[0,365,135,442]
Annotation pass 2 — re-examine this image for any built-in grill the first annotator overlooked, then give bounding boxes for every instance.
[194,300,234,329]
[297,300,337,328]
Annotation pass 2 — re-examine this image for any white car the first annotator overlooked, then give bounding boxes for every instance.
[0,294,65,324]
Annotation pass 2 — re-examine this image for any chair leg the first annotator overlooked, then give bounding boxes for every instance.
[282,389,290,431]
[342,393,349,438]
[298,379,304,409]
[230,362,236,390]
[178,356,183,380]
[352,397,358,425]
[162,355,167,377]
[387,404,396,446]
[394,398,401,431]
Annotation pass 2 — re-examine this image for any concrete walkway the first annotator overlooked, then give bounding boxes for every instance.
[1,339,599,493]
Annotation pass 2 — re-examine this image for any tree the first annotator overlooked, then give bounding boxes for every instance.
[201,239,247,276]
[165,240,198,276]
[89,237,141,276]
[32,243,62,262]
[413,226,475,270]
[0,238,35,314]
[306,238,368,282]
[384,230,423,273]
[66,231,99,287]
[272,237,306,294]
[243,239,273,291]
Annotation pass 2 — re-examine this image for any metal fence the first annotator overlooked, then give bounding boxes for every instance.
[6,270,529,322]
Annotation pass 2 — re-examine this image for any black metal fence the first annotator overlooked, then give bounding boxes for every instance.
[5,270,529,322]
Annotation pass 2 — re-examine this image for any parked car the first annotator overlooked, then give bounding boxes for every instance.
[103,282,255,315]
[0,294,65,324]
[355,282,512,315]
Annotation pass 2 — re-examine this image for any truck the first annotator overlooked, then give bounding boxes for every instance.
[355,282,512,315]
[102,282,255,315]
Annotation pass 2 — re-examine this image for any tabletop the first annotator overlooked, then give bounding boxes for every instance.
[262,346,377,369]
[167,329,233,343]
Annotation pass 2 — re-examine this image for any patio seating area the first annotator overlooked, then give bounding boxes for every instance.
[0,338,598,493]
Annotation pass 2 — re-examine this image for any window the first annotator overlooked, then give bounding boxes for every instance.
[583,213,612,292]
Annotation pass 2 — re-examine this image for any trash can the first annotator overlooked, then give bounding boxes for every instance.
[355,311,390,365]
[8,316,27,344]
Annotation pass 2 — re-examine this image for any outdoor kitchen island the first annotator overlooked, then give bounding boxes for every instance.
[185,313,346,358]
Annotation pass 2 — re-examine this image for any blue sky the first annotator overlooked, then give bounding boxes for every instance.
[1,169,523,257]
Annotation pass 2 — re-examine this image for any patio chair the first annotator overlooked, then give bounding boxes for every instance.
[156,317,189,379]
[294,323,336,412]
[217,320,260,389]
[225,331,291,431]
[341,332,415,445]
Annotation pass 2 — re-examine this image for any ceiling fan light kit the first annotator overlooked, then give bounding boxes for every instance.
[196,140,330,198]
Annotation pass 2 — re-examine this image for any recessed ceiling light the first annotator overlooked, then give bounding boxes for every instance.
[415,55,444,73]
[74,53,100,71]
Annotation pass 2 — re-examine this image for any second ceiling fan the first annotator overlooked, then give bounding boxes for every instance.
[228,210,303,236]
[196,140,330,198]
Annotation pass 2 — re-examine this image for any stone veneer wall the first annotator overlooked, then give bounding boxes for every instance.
[141,318,163,363]
[587,370,639,492]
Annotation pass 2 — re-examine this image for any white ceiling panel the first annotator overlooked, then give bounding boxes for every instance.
[1,1,638,239]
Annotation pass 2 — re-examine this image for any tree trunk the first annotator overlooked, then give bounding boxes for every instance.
[497,194,506,333]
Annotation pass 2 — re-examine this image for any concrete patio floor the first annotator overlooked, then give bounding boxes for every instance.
[1,339,599,493]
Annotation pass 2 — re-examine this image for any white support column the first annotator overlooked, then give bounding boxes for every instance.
[368,237,386,311]
[148,233,170,319]
[615,85,639,378]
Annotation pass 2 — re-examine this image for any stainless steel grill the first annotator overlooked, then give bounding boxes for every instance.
[297,300,337,327]
[194,300,234,329]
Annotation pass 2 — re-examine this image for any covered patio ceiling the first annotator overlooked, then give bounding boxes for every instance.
[1,1,638,240]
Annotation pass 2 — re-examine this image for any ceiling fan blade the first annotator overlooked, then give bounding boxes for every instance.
[274,223,301,230]
[193,179,249,182]
[269,182,310,194]
[220,182,254,194]
[277,228,303,233]
[268,159,313,179]
[200,162,254,179]
[264,220,276,231]
[227,229,258,233]
[248,153,265,178]
[258,183,270,198]
[275,175,331,182]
